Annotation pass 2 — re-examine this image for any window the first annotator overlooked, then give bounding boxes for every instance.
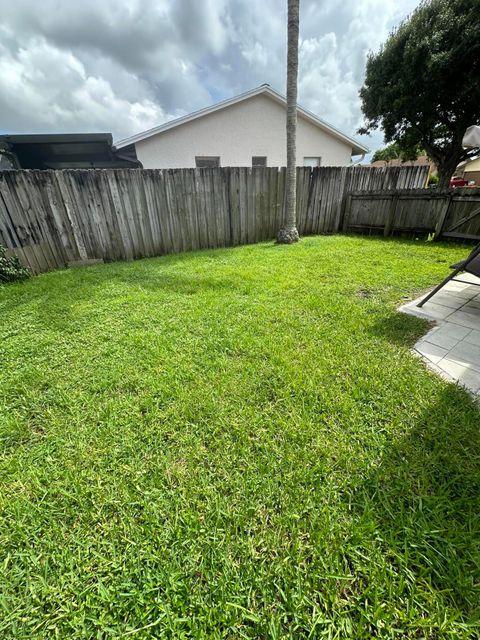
[252,156,267,167]
[303,157,322,167]
[195,156,220,168]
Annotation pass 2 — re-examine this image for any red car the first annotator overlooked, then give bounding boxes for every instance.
[449,176,468,187]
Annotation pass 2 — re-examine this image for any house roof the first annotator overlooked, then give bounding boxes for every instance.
[0,133,141,169]
[369,155,435,170]
[116,85,369,156]
[457,155,480,171]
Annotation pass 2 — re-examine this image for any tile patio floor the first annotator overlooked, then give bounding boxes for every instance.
[399,272,480,398]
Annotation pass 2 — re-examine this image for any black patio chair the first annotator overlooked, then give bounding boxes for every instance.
[417,243,480,307]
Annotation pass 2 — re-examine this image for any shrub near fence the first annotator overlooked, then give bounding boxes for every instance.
[0,165,428,274]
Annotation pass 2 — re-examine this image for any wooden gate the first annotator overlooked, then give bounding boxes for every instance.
[435,190,480,241]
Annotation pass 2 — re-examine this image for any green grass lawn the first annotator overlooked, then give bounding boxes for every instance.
[1,235,479,639]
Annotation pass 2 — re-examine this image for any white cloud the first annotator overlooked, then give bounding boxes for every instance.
[0,0,422,153]
[242,42,269,67]
[0,37,172,138]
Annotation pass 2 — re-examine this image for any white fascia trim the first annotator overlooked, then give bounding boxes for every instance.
[350,153,366,166]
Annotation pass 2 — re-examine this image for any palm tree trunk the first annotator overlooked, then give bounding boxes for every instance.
[277,0,300,244]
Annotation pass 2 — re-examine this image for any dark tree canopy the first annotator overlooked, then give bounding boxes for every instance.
[359,0,480,187]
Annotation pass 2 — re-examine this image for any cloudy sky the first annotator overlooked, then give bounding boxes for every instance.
[0,0,420,155]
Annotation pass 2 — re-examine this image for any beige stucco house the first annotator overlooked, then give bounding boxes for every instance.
[116,85,368,169]
[457,156,480,185]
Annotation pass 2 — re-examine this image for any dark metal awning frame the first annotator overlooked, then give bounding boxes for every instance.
[418,243,480,307]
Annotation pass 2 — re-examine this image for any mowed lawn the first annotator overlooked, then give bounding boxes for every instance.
[0,235,479,639]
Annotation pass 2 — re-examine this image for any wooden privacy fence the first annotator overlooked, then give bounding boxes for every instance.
[0,165,428,274]
[343,188,480,240]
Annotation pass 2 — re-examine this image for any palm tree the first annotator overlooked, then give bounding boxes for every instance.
[277,0,300,244]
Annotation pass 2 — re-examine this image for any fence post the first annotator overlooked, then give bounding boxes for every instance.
[342,193,352,232]
[434,192,452,240]
[384,192,399,237]
[334,167,348,232]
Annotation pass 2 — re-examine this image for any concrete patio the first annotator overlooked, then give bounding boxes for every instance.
[400,272,480,398]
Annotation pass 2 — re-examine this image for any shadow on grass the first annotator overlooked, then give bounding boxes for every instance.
[352,383,480,625]
[366,306,434,348]
[352,305,480,628]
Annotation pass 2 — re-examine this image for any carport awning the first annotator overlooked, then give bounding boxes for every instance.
[0,133,141,169]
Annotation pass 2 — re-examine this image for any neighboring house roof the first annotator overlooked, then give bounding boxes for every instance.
[116,85,369,156]
[369,155,435,170]
[0,133,141,169]
[457,156,480,172]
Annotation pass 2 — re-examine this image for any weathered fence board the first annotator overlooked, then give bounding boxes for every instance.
[441,194,480,241]
[344,188,480,240]
[0,165,428,274]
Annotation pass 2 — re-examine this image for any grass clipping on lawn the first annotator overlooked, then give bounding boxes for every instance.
[0,235,479,639]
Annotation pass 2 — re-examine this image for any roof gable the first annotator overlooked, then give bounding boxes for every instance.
[116,85,368,155]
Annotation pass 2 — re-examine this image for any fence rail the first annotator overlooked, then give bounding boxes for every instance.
[0,165,429,274]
